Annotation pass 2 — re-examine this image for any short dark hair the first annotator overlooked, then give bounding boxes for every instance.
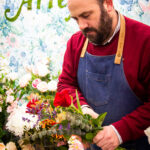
[96,0,104,5]
[95,0,105,10]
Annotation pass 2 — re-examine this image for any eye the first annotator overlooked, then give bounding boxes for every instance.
[82,14,90,19]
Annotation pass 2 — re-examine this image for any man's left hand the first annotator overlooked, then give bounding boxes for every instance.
[93,125,120,150]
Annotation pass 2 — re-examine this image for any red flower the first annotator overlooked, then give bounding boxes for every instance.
[26,98,42,114]
[54,90,71,107]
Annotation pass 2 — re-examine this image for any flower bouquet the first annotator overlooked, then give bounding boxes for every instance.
[18,89,107,150]
[18,89,125,150]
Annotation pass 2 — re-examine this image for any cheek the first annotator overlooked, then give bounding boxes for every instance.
[90,21,100,30]
[90,14,101,29]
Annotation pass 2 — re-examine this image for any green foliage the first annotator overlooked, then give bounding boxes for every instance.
[75,90,83,114]
[92,112,107,127]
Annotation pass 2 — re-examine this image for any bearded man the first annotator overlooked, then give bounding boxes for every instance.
[57,0,150,149]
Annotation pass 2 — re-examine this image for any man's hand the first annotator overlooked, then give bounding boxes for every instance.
[93,125,120,150]
[82,106,99,119]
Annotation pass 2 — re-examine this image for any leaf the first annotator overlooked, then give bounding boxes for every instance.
[63,134,71,141]
[83,114,92,120]
[75,90,82,114]
[85,133,95,141]
[58,146,68,150]
[61,120,69,126]
[115,147,126,150]
[93,112,107,127]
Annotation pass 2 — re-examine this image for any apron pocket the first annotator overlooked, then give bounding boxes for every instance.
[86,72,110,106]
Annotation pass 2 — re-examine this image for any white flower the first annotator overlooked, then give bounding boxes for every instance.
[37,64,50,77]
[24,64,33,73]
[31,66,38,75]
[40,57,50,65]
[0,106,2,112]
[48,80,57,91]
[37,81,48,92]
[19,73,32,88]
[5,142,17,150]
[7,72,18,81]
[6,103,38,137]
[6,95,14,104]
[144,127,150,144]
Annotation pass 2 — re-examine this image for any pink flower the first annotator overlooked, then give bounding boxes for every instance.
[6,89,13,95]
[68,135,87,150]
[69,140,84,150]
[6,95,14,104]
[32,78,41,88]
[57,141,67,147]
[7,101,18,113]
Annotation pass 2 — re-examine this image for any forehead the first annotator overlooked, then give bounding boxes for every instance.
[68,0,100,17]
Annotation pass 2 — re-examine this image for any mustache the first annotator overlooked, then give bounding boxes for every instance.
[82,27,97,34]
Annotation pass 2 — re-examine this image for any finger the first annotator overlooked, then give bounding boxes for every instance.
[93,132,104,143]
[101,143,114,150]
[96,138,109,148]
[99,139,118,150]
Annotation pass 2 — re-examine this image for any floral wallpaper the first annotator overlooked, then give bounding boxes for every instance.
[0,0,150,76]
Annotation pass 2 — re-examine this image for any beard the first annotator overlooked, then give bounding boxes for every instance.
[82,6,113,45]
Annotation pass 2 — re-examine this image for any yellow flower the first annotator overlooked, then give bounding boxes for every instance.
[55,112,66,123]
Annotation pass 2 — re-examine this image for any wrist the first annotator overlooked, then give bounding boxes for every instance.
[110,125,123,144]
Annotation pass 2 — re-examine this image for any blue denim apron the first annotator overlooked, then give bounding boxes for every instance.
[77,14,150,150]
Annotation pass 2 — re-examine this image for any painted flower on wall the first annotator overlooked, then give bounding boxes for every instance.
[6,33,18,48]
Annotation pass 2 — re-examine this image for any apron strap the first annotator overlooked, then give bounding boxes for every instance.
[80,38,88,57]
[114,14,126,64]
[80,13,126,64]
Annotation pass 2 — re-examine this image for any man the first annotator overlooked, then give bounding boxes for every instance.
[57,0,150,149]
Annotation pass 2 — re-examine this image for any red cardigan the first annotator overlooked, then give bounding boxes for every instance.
[57,16,150,143]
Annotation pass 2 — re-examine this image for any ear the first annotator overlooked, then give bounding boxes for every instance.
[103,0,114,12]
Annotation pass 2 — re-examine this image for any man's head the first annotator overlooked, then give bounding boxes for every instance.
[68,0,117,45]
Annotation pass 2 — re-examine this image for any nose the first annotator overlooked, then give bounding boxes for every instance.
[78,19,88,31]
